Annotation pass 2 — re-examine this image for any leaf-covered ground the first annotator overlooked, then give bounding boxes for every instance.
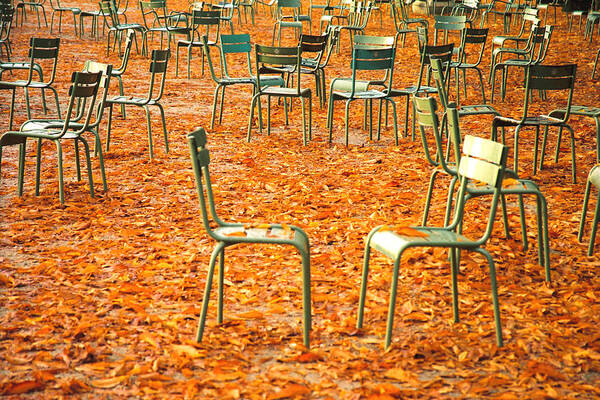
[1,2,600,398]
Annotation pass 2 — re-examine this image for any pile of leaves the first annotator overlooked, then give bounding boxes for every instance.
[0,1,599,398]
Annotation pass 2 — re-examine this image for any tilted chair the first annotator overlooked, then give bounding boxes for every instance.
[187,127,311,347]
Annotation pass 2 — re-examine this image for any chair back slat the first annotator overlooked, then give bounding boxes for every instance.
[458,155,502,187]
[462,134,506,165]
[149,49,170,73]
[69,71,101,98]
[221,33,251,54]
[352,47,394,70]
[29,37,60,59]
[191,9,220,25]
[526,64,576,91]
[462,27,487,44]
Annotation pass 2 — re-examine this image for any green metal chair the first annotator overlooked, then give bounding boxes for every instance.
[357,134,508,350]
[391,0,428,47]
[433,14,467,46]
[327,44,397,146]
[15,0,47,28]
[547,104,600,165]
[247,44,312,145]
[0,71,103,204]
[187,127,312,347]
[48,0,80,34]
[415,95,550,279]
[139,0,190,50]
[12,61,113,198]
[0,37,61,131]
[450,27,488,105]
[593,48,600,80]
[489,8,538,64]
[272,0,310,45]
[99,0,146,57]
[202,33,285,129]
[108,29,135,119]
[175,9,220,78]
[105,49,170,159]
[579,165,600,256]
[492,63,577,183]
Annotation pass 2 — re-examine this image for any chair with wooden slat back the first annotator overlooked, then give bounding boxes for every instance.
[187,127,312,348]
[105,49,170,159]
[358,134,508,350]
[0,70,104,203]
[247,44,312,145]
[491,63,577,183]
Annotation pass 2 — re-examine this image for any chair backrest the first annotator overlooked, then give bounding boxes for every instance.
[255,44,301,93]
[140,0,168,28]
[147,49,170,101]
[82,61,113,129]
[58,71,103,138]
[531,24,553,64]
[190,9,220,41]
[352,33,394,48]
[457,27,487,65]
[416,42,453,91]
[349,46,395,97]
[452,134,508,243]
[99,0,121,27]
[187,127,226,237]
[220,33,253,77]
[27,37,60,86]
[114,29,135,75]
[276,0,300,20]
[299,33,328,68]
[522,63,577,123]
[349,1,372,28]
[428,55,451,109]
[434,14,467,44]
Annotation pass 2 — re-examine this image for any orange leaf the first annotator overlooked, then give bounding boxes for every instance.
[224,231,247,237]
[89,375,128,389]
[293,352,323,363]
[268,384,311,399]
[0,380,44,395]
[395,226,428,238]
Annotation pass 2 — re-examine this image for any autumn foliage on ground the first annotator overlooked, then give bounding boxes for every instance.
[1,1,599,398]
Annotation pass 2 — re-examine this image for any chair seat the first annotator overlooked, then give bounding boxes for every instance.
[177,39,215,46]
[261,87,311,97]
[331,78,370,92]
[279,20,303,27]
[459,104,499,116]
[493,115,564,127]
[115,23,145,30]
[107,95,151,105]
[215,225,303,245]
[559,105,600,117]
[56,7,81,13]
[332,89,386,100]
[10,80,48,88]
[21,120,70,131]
[370,227,477,260]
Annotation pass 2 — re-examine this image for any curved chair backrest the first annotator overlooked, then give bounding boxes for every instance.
[220,33,253,77]
[348,45,395,97]
[352,33,394,48]
[255,44,301,92]
[187,127,228,238]
[27,37,60,86]
[433,14,467,44]
[99,0,119,27]
[458,27,487,64]
[82,61,113,128]
[416,42,453,91]
[523,63,577,123]
[59,71,102,138]
[114,29,135,75]
[148,49,170,102]
[190,9,220,41]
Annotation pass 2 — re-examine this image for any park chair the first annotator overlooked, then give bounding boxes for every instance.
[139,0,190,50]
[330,1,372,52]
[357,134,508,350]
[319,0,352,32]
[99,0,146,57]
[105,49,170,159]
[0,37,61,131]
[415,95,550,277]
[450,27,489,105]
[281,33,330,108]
[433,14,467,45]
[327,42,397,146]
[272,0,310,45]
[187,127,312,347]
[210,0,240,33]
[239,0,256,23]
[579,165,600,256]
[48,0,80,34]
[15,0,47,27]
[429,56,499,138]
[491,64,577,183]
[175,9,220,78]
[484,0,519,33]
[537,0,563,25]
[202,34,284,129]
[490,24,551,103]
[108,29,135,119]
[247,44,312,145]
[489,8,538,59]
[391,0,428,47]
[547,103,600,165]
[11,61,113,199]
[0,71,103,204]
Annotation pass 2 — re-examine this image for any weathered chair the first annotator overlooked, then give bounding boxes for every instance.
[187,127,312,347]
[357,134,508,349]
[48,0,80,34]
[139,0,190,50]
[99,0,146,56]
[450,27,488,105]
[491,64,577,183]
[579,165,600,256]
[391,0,427,47]
[272,0,310,45]
[247,44,312,145]
[105,49,170,159]
[175,9,220,78]
[0,71,103,203]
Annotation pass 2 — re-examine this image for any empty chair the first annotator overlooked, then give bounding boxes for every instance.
[579,166,600,256]
[187,127,312,347]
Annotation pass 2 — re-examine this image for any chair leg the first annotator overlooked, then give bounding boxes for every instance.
[56,140,65,204]
[196,242,225,342]
[144,105,154,159]
[219,86,226,125]
[210,84,221,130]
[589,192,600,256]
[579,179,593,243]
[422,169,441,226]
[18,141,26,196]
[117,76,126,118]
[357,237,373,329]
[79,137,95,198]
[217,247,225,324]
[473,247,503,347]
[155,103,169,154]
[449,247,459,322]
[93,130,108,191]
[247,93,259,142]
[384,256,402,350]
[35,138,42,196]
